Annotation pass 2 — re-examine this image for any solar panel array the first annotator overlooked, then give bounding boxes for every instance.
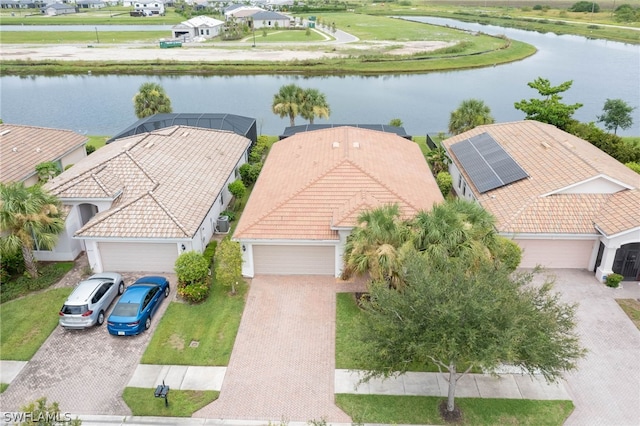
[450,132,528,194]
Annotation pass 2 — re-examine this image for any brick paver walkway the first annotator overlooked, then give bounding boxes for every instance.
[534,269,640,426]
[194,276,352,423]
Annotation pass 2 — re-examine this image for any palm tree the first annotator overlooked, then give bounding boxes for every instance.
[272,84,304,126]
[343,204,413,289]
[448,99,495,135]
[0,182,65,278]
[133,82,173,119]
[425,145,451,175]
[300,88,331,124]
[412,199,499,265]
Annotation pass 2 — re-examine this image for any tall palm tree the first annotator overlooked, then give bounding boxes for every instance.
[412,199,499,265]
[300,88,331,124]
[272,84,303,126]
[425,145,451,175]
[133,82,173,119]
[343,204,413,288]
[448,99,495,135]
[0,182,65,278]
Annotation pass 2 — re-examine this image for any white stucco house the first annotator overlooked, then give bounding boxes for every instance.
[234,126,444,277]
[442,120,640,282]
[172,15,224,41]
[0,123,87,187]
[42,125,250,272]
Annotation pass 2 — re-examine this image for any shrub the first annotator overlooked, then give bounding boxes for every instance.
[228,179,246,200]
[533,4,543,10]
[625,162,640,173]
[521,6,531,12]
[614,4,639,23]
[605,273,624,288]
[174,251,209,286]
[86,145,96,155]
[220,210,236,222]
[203,240,217,265]
[495,237,522,272]
[566,121,640,163]
[177,280,210,303]
[569,1,599,13]
[436,171,453,196]
[239,162,263,186]
[1,262,73,304]
[0,248,25,283]
[249,135,270,163]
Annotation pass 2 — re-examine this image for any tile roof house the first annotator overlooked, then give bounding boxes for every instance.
[42,125,250,272]
[442,120,640,281]
[171,15,224,41]
[234,126,444,277]
[0,123,87,187]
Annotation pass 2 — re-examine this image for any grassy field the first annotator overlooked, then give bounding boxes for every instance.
[122,387,218,416]
[617,299,640,330]
[87,135,109,150]
[140,279,247,366]
[336,394,575,425]
[243,29,330,43]
[0,287,73,360]
[0,9,184,25]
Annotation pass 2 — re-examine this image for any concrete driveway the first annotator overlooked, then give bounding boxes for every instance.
[194,275,352,423]
[533,269,640,426]
[0,267,176,415]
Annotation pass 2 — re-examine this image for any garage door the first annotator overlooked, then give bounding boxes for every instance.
[515,239,596,269]
[99,242,179,273]
[253,245,335,275]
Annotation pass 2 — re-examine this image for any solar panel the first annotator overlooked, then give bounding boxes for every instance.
[450,132,528,194]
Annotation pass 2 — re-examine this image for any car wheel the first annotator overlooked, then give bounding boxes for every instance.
[145,317,151,330]
[164,286,170,298]
[97,310,105,326]
[118,281,125,295]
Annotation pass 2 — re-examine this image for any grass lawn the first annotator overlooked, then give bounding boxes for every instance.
[0,287,73,360]
[0,383,8,393]
[87,135,109,150]
[336,394,574,425]
[622,137,640,149]
[122,387,218,417]
[617,299,640,331]
[141,280,247,366]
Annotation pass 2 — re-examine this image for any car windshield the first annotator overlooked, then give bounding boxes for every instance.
[61,304,87,315]
[111,303,140,317]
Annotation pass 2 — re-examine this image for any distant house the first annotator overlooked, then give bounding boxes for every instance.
[172,15,224,41]
[76,0,105,9]
[132,0,164,15]
[0,123,88,187]
[250,10,292,29]
[41,3,76,15]
[224,4,263,19]
[0,0,38,9]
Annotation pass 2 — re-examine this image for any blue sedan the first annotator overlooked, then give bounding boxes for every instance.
[107,276,170,336]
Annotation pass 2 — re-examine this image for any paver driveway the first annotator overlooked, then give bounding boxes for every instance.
[534,269,640,426]
[0,270,176,415]
[194,275,352,423]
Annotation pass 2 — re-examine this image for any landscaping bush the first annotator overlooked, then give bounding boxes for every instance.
[0,248,25,283]
[228,179,246,200]
[436,171,453,196]
[238,162,262,186]
[569,1,599,13]
[249,135,270,163]
[220,210,236,222]
[533,4,544,10]
[1,262,73,304]
[203,241,217,265]
[625,162,640,173]
[605,273,624,288]
[86,145,96,155]
[566,121,640,163]
[178,280,210,303]
[494,237,522,272]
[175,251,209,286]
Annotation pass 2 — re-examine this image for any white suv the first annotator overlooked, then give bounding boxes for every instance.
[59,273,125,329]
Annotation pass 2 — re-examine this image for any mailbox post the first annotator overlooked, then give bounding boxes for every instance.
[154,380,170,407]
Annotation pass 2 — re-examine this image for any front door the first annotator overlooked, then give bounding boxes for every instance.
[612,243,640,280]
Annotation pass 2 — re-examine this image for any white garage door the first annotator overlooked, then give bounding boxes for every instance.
[253,245,335,275]
[99,242,179,273]
[515,239,596,269]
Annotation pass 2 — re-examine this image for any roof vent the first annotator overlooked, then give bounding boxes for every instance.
[36,147,42,153]
[353,142,360,148]
[332,141,340,148]
[145,141,154,149]
[0,130,11,137]
[540,141,551,149]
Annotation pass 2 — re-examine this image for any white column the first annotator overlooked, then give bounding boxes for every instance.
[596,245,619,281]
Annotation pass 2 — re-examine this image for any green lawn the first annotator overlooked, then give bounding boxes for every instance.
[141,280,247,366]
[336,394,574,425]
[617,299,640,331]
[0,287,73,360]
[0,9,184,25]
[87,135,109,150]
[122,387,218,417]
[0,383,8,393]
[622,136,640,149]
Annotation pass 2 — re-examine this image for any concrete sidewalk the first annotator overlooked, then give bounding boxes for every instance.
[127,364,227,391]
[0,361,27,384]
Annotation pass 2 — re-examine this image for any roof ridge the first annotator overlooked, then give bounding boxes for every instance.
[76,188,154,235]
[147,191,191,238]
[90,171,116,198]
[124,148,159,186]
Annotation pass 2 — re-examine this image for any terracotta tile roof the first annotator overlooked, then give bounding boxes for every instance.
[442,121,640,236]
[595,189,640,236]
[45,126,250,239]
[234,127,443,241]
[0,123,87,183]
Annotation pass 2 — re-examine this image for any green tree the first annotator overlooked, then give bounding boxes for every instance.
[569,1,599,12]
[272,84,304,126]
[448,99,495,135]
[435,171,453,197]
[215,238,243,295]
[614,4,639,22]
[342,204,413,288]
[0,182,65,278]
[597,98,635,135]
[19,397,82,425]
[133,82,173,119]
[228,179,246,200]
[300,88,331,124]
[388,118,403,127]
[425,145,451,175]
[35,161,62,183]
[514,77,583,130]
[352,253,585,420]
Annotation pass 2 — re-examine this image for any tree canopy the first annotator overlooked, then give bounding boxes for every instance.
[352,252,585,419]
[0,182,65,278]
[133,82,173,119]
[300,88,331,124]
[448,98,495,135]
[597,98,635,135]
[272,84,331,126]
[215,238,243,295]
[514,77,583,130]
